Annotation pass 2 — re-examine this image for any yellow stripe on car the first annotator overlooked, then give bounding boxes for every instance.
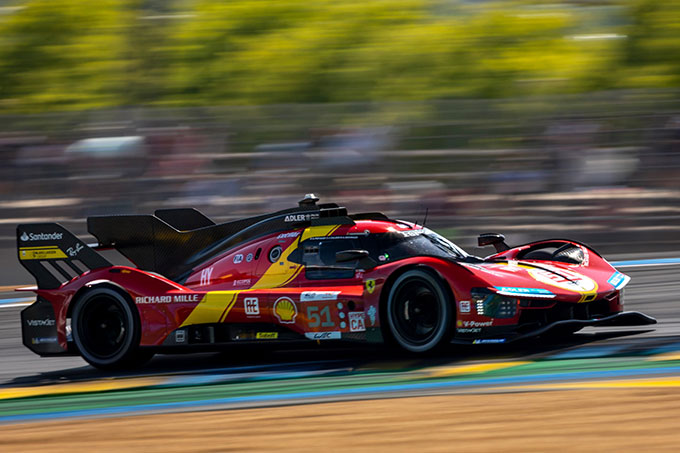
[250,225,340,290]
[180,225,340,327]
[180,291,240,327]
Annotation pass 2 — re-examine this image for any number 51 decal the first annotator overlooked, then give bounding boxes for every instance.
[307,306,335,328]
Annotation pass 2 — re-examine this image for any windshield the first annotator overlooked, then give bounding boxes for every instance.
[421,228,468,258]
[370,228,468,262]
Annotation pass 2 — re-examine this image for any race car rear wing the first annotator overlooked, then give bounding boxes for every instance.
[154,208,215,231]
[17,223,111,289]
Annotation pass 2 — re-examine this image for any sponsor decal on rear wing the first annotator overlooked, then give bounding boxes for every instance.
[17,223,111,290]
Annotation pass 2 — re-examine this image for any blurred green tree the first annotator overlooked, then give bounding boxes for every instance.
[0,0,678,111]
[620,0,680,88]
[0,0,133,111]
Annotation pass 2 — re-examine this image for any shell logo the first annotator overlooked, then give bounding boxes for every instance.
[273,297,297,324]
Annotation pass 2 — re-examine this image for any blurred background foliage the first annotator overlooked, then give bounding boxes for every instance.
[0,0,679,112]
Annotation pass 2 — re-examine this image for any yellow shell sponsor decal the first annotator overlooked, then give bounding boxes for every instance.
[256,332,278,339]
[19,246,67,260]
[273,297,297,323]
[365,279,376,294]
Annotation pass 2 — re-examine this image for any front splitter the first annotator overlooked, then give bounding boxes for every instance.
[451,311,657,345]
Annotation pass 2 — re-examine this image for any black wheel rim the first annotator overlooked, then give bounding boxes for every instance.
[391,278,442,346]
[78,295,129,359]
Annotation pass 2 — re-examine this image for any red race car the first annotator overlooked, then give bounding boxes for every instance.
[17,195,655,369]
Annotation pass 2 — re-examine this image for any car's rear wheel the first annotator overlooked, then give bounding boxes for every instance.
[72,287,152,370]
[386,269,452,353]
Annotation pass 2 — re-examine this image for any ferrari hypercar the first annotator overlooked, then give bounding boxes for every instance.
[17,194,655,369]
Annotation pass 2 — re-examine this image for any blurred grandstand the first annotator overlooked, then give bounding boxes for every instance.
[1,89,680,286]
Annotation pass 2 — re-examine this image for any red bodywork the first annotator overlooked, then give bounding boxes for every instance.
[18,205,653,357]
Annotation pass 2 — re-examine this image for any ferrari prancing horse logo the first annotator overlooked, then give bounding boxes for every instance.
[365,279,376,294]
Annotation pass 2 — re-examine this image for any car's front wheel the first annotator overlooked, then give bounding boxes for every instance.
[72,287,152,370]
[386,269,452,353]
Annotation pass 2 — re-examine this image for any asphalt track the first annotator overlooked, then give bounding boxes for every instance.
[0,259,678,424]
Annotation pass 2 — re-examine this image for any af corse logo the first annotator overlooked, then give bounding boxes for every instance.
[244,297,259,316]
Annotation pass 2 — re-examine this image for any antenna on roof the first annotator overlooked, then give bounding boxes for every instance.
[422,208,429,228]
[299,193,319,208]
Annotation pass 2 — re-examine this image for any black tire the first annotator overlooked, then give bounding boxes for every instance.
[386,269,452,353]
[72,287,152,370]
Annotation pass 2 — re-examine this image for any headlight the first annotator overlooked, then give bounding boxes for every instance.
[470,289,518,319]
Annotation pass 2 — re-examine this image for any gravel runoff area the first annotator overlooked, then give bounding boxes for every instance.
[1,388,679,452]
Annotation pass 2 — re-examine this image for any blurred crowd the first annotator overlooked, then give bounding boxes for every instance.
[1,0,680,258]
[1,92,680,255]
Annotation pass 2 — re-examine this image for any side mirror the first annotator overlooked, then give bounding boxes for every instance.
[336,249,370,263]
[478,233,510,253]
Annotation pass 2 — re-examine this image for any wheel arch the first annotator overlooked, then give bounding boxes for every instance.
[67,280,135,320]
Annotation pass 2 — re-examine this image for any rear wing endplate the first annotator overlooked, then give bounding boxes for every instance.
[17,223,111,289]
